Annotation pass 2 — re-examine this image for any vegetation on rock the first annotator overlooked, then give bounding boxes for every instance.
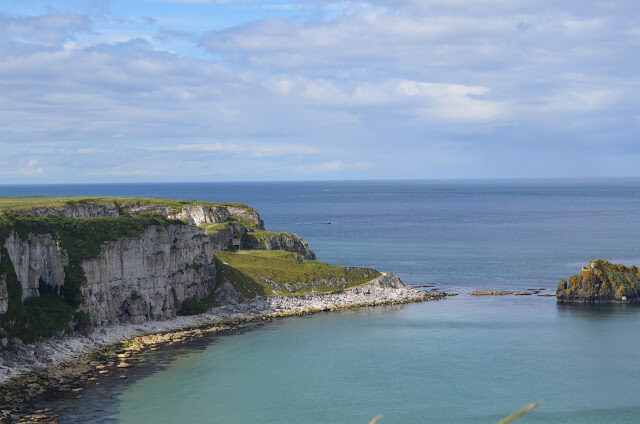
[557,259,640,303]
[0,248,75,348]
[202,222,231,235]
[179,295,218,315]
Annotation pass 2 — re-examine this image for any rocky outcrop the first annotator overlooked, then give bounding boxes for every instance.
[226,206,265,230]
[557,260,640,303]
[0,275,7,314]
[242,231,316,259]
[167,205,228,226]
[208,223,245,251]
[3,232,69,300]
[80,225,216,326]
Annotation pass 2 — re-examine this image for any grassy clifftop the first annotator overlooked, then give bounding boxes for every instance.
[0,196,255,215]
[557,260,640,303]
[215,250,381,298]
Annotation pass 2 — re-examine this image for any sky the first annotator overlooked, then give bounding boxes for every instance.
[1,0,639,183]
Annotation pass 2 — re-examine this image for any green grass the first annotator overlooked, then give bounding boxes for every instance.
[179,295,219,315]
[227,216,261,229]
[202,222,231,235]
[244,230,292,241]
[214,250,381,297]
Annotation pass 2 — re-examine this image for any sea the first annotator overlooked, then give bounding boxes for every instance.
[2,179,640,423]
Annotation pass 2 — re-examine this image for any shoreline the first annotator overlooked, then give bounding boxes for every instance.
[0,275,445,421]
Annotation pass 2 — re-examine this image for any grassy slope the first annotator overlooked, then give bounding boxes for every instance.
[214,250,381,297]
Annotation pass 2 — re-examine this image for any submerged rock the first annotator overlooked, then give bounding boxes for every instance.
[469,290,514,296]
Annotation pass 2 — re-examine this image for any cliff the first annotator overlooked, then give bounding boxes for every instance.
[0,196,384,349]
[242,230,315,260]
[556,259,640,303]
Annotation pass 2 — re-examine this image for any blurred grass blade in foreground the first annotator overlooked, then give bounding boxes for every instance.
[498,401,543,424]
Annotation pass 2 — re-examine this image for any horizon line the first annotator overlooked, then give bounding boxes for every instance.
[2,176,640,187]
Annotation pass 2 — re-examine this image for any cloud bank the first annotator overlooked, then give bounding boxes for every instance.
[1,0,639,182]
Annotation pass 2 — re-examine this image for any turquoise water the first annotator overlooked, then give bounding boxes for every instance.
[3,180,640,422]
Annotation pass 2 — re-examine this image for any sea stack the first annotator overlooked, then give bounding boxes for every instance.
[556,259,640,303]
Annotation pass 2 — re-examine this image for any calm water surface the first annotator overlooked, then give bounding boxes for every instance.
[2,180,640,422]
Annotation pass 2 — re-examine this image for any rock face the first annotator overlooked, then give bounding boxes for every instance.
[80,225,216,325]
[167,205,228,226]
[15,203,120,218]
[15,201,264,230]
[0,275,7,314]
[242,231,316,259]
[208,223,245,251]
[3,232,69,300]
[557,260,640,303]
[226,206,265,230]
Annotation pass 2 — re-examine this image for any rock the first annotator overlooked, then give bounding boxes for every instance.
[241,231,316,259]
[0,275,8,314]
[469,290,514,296]
[80,224,216,326]
[557,260,640,303]
[3,232,69,300]
[0,338,7,348]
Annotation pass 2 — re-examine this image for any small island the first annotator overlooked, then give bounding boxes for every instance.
[557,259,640,303]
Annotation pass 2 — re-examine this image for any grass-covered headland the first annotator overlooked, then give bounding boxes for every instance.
[0,196,383,347]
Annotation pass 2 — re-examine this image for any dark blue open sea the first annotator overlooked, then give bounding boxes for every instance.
[3,179,640,423]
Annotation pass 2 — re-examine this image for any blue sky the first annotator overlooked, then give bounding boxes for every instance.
[1,0,639,183]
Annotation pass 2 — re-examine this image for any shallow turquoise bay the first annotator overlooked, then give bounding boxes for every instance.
[58,296,640,423]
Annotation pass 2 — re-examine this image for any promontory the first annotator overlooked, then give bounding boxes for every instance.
[0,196,440,384]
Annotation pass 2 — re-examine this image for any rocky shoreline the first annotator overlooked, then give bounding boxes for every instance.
[0,275,445,423]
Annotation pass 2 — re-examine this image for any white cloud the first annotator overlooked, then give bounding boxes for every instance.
[0,1,639,181]
[300,161,372,172]
[168,142,321,157]
[16,159,44,175]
